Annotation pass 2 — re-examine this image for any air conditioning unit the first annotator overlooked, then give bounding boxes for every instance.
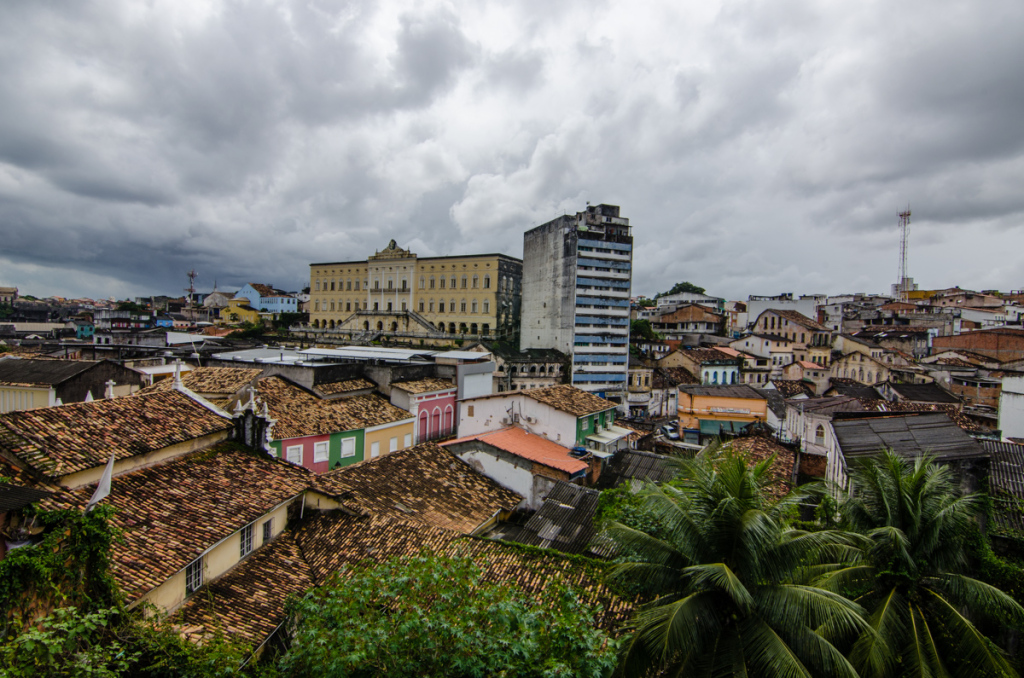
[526,416,536,424]
[501,417,511,425]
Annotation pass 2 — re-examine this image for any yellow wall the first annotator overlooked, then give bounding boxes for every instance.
[310,255,508,333]
[363,420,415,459]
[0,386,51,413]
[220,299,260,325]
[677,392,768,429]
[135,499,295,613]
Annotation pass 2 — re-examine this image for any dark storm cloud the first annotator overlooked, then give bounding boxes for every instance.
[2,0,1023,302]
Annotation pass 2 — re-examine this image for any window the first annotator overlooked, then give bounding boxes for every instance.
[471,300,478,313]
[370,441,380,458]
[315,281,320,291]
[286,444,303,465]
[430,276,435,289]
[346,302,351,312]
[374,302,379,311]
[472,274,478,288]
[483,275,490,289]
[450,276,456,289]
[420,276,425,289]
[483,300,489,314]
[440,277,446,289]
[340,437,356,458]
[419,301,425,312]
[374,280,380,289]
[438,302,445,313]
[262,518,273,544]
[390,437,398,452]
[355,280,360,291]
[404,433,412,447]
[186,557,203,595]
[387,302,393,311]
[467,405,474,417]
[331,281,336,290]
[314,441,329,463]
[240,523,254,557]
[461,300,467,313]
[388,279,393,290]
[461,275,468,289]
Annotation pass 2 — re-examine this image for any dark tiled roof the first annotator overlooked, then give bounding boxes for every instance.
[886,381,959,404]
[137,367,262,396]
[768,309,829,332]
[391,378,455,394]
[314,442,522,533]
[257,377,410,439]
[724,437,795,502]
[675,348,738,364]
[314,378,376,396]
[523,384,617,416]
[771,379,813,399]
[984,441,1024,533]
[826,379,882,400]
[785,395,866,415]
[247,283,275,297]
[0,391,233,479]
[798,453,827,478]
[678,384,766,400]
[514,482,600,554]
[0,482,52,511]
[657,367,699,386]
[179,510,634,648]
[0,358,99,386]
[596,449,675,488]
[43,442,312,602]
[832,412,987,463]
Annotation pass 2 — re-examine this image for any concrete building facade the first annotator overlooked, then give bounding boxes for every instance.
[309,240,522,343]
[521,204,633,407]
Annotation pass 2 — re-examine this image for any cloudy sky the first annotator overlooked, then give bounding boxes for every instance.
[2,0,1023,302]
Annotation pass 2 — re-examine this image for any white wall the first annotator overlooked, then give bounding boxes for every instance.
[455,447,537,509]
[999,375,1024,440]
[458,394,578,446]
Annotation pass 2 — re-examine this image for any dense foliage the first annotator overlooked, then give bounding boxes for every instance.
[629,319,662,343]
[821,451,1024,678]
[654,281,705,298]
[281,551,618,678]
[605,449,867,677]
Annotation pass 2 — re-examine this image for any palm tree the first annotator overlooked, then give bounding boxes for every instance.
[605,446,868,677]
[818,450,1024,678]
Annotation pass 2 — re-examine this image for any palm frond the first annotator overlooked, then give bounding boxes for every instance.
[682,563,753,613]
[740,616,814,678]
[850,586,903,678]
[923,588,1020,678]
[928,573,1024,629]
[756,584,866,641]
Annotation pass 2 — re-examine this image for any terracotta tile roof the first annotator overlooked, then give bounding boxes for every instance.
[798,453,827,478]
[677,348,738,364]
[176,532,315,647]
[724,437,795,502]
[523,384,618,417]
[0,391,233,479]
[313,378,376,396]
[314,442,522,533]
[796,361,822,369]
[247,283,275,297]
[771,380,815,398]
[391,377,455,394]
[137,367,262,396]
[657,367,699,386]
[178,511,634,648]
[444,427,588,474]
[42,442,312,602]
[257,377,410,439]
[768,309,829,332]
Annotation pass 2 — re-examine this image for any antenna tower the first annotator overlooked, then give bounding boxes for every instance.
[897,209,911,302]
[185,269,198,320]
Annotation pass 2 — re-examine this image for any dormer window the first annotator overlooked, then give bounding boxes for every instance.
[185,557,204,595]
[240,523,254,557]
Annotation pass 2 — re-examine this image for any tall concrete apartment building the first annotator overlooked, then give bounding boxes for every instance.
[521,204,633,408]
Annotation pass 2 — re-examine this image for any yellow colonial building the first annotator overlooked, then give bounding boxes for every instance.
[308,240,522,342]
[219,297,260,325]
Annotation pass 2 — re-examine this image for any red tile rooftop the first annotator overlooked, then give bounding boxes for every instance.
[444,427,588,475]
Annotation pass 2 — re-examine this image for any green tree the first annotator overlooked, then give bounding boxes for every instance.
[821,451,1024,678]
[605,449,867,677]
[654,281,705,299]
[629,319,661,343]
[280,551,618,678]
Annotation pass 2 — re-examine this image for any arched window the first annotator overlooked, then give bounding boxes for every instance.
[483,300,490,314]
[331,280,336,291]
[347,279,352,290]
[459,323,467,334]
[814,425,825,445]
[470,323,478,334]
[438,301,445,313]
[450,299,456,313]
[419,276,425,289]
[314,301,320,311]
[449,323,456,333]
[471,299,478,313]
[363,321,370,330]
[437,322,445,331]
[529,365,537,373]
[418,410,429,443]
[315,281,320,291]
[432,408,441,437]
[461,275,468,289]
[391,322,398,332]
[443,405,454,434]
[346,302,351,312]
[377,321,383,331]
[355,280,360,291]
[330,302,335,311]
[439,277,445,289]
[429,276,435,289]
[472,274,479,288]
[450,276,456,289]
[460,299,467,313]
[484,275,490,289]
[482,323,489,335]
[387,279,393,290]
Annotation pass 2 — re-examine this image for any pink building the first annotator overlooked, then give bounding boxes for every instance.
[390,378,458,443]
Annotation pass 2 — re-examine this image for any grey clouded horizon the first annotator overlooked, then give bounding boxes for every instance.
[2,0,1023,301]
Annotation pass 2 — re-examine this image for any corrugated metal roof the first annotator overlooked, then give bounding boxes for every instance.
[832,412,986,461]
[515,481,600,554]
